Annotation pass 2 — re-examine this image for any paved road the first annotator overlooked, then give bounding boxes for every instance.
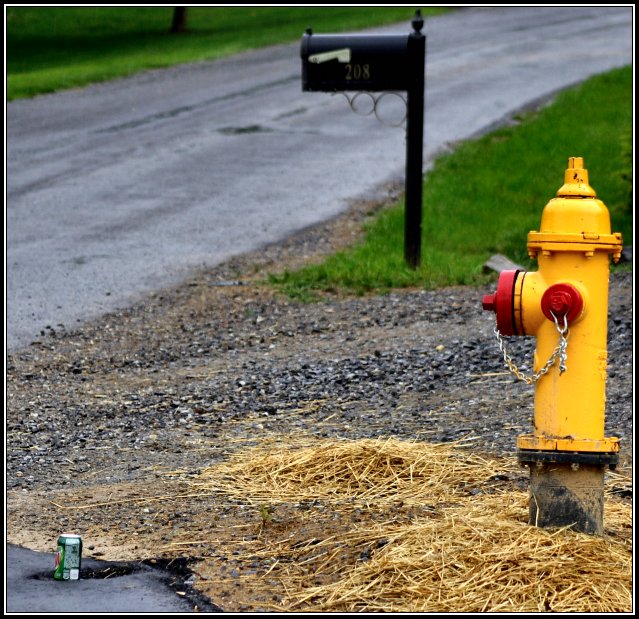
[6,6,632,353]
[5,543,221,613]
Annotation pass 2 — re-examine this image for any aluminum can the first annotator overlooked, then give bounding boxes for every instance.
[53,534,82,581]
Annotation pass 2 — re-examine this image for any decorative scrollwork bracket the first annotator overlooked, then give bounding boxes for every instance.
[338,91,407,128]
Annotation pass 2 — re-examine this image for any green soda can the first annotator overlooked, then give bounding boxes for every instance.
[53,534,82,581]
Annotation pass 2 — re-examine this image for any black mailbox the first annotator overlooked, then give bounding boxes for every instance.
[300,11,426,269]
[301,32,412,92]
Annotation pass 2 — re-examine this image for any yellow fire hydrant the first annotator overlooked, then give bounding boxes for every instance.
[482,157,623,535]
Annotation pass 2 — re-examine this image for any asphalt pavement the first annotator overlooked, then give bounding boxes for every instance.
[6,6,633,353]
[5,543,220,614]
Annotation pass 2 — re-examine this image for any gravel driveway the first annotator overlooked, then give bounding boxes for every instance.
[6,197,633,611]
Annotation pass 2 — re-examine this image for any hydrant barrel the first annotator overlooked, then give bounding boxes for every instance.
[522,251,613,450]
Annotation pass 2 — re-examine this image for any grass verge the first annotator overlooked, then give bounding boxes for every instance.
[6,6,447,100]
[269,66,633,300]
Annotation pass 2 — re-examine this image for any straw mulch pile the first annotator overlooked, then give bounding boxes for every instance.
[287,494,631,613]
[188,436,632,613]
[190,435,506,507]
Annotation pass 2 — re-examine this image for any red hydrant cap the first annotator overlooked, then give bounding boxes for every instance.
[482,270,520,336]
[541,283,584,323]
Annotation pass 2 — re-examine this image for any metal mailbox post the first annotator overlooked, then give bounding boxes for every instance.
[300,11,426,268]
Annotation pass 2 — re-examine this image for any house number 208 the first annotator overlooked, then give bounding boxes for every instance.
[345,64,371,80]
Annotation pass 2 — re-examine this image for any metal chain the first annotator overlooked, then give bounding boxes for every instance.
[493,312,569,385]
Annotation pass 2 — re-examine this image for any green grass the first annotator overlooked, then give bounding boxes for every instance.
[270,66,633,300]
[6,6,447,100]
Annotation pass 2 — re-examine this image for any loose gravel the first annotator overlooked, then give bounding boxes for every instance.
[5,200,633,611]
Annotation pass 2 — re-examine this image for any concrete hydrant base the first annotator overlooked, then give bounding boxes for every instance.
[527,462,604,535]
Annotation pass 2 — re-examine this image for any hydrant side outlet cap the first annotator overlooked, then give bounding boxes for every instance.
[541,283,584,323]
[482,270,520,336]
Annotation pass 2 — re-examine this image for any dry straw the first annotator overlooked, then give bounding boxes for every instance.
[290,495,631,613]
[193,435,513,507]
[193,436,632,613]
